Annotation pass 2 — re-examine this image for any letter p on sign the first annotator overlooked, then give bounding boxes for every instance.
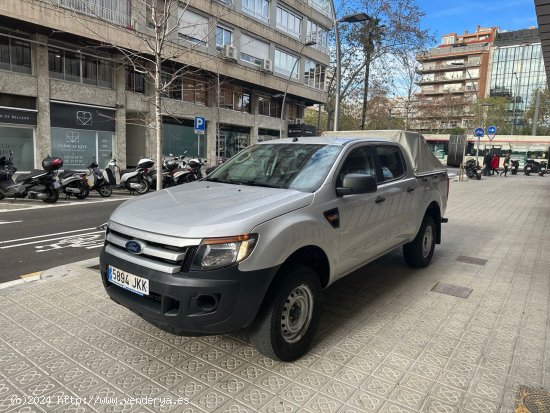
[194,116,206,134]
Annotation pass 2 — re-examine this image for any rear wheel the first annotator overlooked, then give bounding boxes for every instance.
[42,188,59,204]
[73,182,90,199]
[135,178,149,195]
[403,215,436,268]
[248,264,322,361]
[0,191,4,201]
[98,183,112,197]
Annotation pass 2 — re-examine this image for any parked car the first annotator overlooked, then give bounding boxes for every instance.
[99,131,448,361]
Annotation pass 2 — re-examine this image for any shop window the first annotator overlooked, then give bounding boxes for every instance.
[51,127,113,170]
[0,33,32,74]
[163,118,206,158]
[0,126,34,171]
[217,126,250,161]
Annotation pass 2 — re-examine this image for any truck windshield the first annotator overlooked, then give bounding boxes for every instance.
[206,143,341,192]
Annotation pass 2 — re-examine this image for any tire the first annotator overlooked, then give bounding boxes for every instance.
[98,183,112,197]
[248,264,322,361]
[176,175,191,185]
[525,171,531,176]
[476,173,481,181]
[0,191,4,201]
[42,188,59,204]
[135,178,149,195]
[73,182,90,199]
[403,215,436,268]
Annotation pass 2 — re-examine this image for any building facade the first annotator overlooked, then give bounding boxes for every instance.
[416,26,497,131]
[488,28,546,132]
[0,0,331,170]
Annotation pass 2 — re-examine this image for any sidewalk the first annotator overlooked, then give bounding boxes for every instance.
[1,173,549,412]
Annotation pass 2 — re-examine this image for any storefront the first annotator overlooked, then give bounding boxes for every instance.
[218,125,250,163]
[258,128,280,142]
[162,117,206,158]
[50,101,115,169]
[0,106,36,171]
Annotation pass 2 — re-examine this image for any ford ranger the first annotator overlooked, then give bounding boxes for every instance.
[100,130,448,361]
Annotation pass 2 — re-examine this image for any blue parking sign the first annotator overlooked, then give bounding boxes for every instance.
[194,116,206,134]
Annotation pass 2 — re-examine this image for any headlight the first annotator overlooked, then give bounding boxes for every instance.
[191,234,258,270]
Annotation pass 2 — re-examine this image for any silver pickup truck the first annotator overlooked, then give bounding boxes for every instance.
[100,131,448,361]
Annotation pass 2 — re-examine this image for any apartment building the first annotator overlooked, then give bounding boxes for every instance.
[416,26,497,130]
[0,0,331,170]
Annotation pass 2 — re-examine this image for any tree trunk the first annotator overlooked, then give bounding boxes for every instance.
[155,54,163,192]
[360,40,372,130]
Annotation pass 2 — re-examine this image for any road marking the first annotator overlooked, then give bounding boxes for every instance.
[0,220,22,225]
[0,197,128,213]
[0,227,98,245]
[1,231,104,249]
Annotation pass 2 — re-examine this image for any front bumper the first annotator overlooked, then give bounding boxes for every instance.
[100,248,278,335]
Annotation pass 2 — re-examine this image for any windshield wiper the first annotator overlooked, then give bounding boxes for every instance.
[228,179,280,188]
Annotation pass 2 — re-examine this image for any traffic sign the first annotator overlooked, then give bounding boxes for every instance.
[487,125,497,134]
[474,127,485,137]
[194,116,206,135]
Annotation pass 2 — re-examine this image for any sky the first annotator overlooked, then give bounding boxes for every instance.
[418,0,538,46]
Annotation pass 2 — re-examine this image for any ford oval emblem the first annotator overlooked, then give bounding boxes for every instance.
[125,240,144,254]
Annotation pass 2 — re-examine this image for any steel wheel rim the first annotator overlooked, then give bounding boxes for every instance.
[281,284,314,344]
[422,225,434,258]
[100,185,111,196]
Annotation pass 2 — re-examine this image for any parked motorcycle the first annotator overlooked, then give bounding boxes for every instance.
[187,158,207,181]
[464,159,481,180]
[524,159,539,176]
[119,157,154,194]
[0,152,61,203]
[510,160,519,175]
[86,161,112,197]
[57,169,89,199]
[539,161,547,177]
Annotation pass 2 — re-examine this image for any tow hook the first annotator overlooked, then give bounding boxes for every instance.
[441,217,449,223]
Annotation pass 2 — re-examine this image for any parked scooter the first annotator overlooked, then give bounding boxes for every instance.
[510,160,519,175]
[464,159,481,180]
[119,157,154,194]
[524,159,539,176]
[0,152,61,203]
[86,161,112,197]
[57,169,89,199]
[538,161,547,176]
[187,158,207,181]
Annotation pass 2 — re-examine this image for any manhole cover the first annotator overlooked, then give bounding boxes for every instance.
[456,255,488,265]
[431,282,472,299]
[516,385,550,412]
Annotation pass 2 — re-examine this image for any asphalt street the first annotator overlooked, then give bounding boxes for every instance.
[0,197,127,283]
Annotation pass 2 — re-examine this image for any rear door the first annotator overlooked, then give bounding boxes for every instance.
[373,144,420,246]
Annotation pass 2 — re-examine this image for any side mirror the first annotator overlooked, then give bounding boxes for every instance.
[336,174,377,197]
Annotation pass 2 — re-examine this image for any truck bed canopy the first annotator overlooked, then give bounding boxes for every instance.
[322,130,446,175]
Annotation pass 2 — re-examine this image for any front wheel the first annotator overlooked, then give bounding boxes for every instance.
[248,264,322,361]
[403,215,436,268]
[525,170,531,176]
[98,183,112,197]
[42,188,59,204]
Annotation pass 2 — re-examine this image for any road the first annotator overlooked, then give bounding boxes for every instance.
[0,197,128,284]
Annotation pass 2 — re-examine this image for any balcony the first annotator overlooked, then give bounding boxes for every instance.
[58,0,135,28]
[417,74,480,85]
[417,62,481,73]
[418,43,488,61]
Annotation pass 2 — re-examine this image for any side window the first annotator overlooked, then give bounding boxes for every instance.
[337,146,375,187]
[375,145,406,182]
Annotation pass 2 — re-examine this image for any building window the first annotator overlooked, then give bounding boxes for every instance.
[0,33,32,74]
[306,21,328,51]
[178,8,209,46]
[125,66,145,93]
[304,60,326,90]
[275,49,299,79]
[240,34,269,66]
[58,0,132,27]
[218,85,251,113]
[183,78,207,105]
[308,0,330,18]
[287,103,303,122]
[276,6,301,38]
[258,96,281,118]
[216,26,233,50]
[48,47,113,88]
[242,0,269,22]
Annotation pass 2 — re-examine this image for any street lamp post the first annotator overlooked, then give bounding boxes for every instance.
[511,72,519,136]
[329,10,370,131]
[452,62,482,165]
[278,40,316,138]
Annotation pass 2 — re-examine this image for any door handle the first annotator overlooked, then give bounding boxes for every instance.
[407,186,416,192]
[375,196,386,204]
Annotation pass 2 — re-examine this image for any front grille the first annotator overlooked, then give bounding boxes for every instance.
[105,223,201,274]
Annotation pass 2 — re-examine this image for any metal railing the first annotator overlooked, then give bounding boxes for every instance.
[422,43,489,57]
[58,0,135,28]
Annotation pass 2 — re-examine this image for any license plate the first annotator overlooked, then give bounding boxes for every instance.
[53,181,61,189]
[108,266,149,296]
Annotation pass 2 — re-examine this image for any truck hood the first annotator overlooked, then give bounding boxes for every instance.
[109,181,314,238]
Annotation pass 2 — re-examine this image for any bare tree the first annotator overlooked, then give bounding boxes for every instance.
[27,0,232,189]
